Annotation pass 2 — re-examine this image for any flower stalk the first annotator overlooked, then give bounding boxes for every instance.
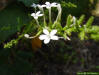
[49,8,52,24]
[35,19,40,27]
[56,4,62,22]
[37,5,46,27]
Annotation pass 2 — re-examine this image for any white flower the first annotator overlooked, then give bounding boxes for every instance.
[37,4,46,10]
[31,3,37,8]
[44,2,57,9]
[31,11,43,20]
[24,34,29,38]
[24,34,35,39]
[39,29,59,44]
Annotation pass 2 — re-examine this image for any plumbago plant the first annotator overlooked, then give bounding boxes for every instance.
[4,2,99,48]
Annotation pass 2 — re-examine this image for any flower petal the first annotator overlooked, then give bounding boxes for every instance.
[57,4,61,11]
[43,29,49,35]
[34,16,38,19]
[44,38,50,44]
[66,36,71,40]
[41,5,46,7]
[39,35,47,40]
[31,13,35,17]
[50,29,57,36]
[24,34,29,38]
[51,3,57,7]
[37,5,42,9]
[36,11,41,15]
[51,35,59,40]
[37,5,44,10]
[38,14,43,16]
[31,3,37,8]
[45,2,51,9]
[45,2,50,5]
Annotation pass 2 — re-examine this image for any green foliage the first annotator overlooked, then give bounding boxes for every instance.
[91,34,99,41]
[89,26,99,41]
[47,0,94,16]
[78,15,85,25]
[0,48,33,75]
[17,0,39,6]
[54,14,99,41]
[61,1,77,8]
[86,16,94,27]
[46,14,99,41]
[65,15,72,27]
[79,31,86,40]
[0,3,31,43]
[4,39,18,48]
[89,26,99,33]
[73,16,99,41]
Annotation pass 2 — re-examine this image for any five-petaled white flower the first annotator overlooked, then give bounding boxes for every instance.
[44,2,57,9]
[39,29,59,44]
[31,11,43,20]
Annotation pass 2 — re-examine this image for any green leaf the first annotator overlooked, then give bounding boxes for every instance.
[66,15,72,27]
[86,16,94,27]
[79,31,85,40]
[78,15,85,25]
[90,34,99,41]
[63,15,72,30]
[56,22,62,30]
[0,3,31,43]
[90,26,99,33]
[61,1,77,8]
[65,27,75,36]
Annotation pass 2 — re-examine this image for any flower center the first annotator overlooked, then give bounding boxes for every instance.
[47,34,51,39]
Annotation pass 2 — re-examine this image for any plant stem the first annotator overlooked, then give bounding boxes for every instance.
[35,19,40,27]
[56,10,61,22]
[49,8,52,24]
[34,8,36,13]
[42,9,46,27]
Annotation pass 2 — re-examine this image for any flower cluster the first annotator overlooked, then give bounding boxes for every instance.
[31,2,61,23]
[24,2,71,44]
